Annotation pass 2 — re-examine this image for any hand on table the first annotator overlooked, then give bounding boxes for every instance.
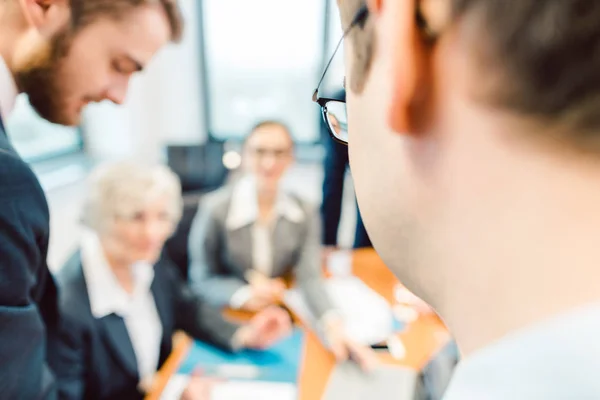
[324,318,378,372]
[321,246,339,264]
[395,286,435,315]
[236,306,292,350]
[241,296,271,312]
[179,372,220,400]
[242,275,286,312]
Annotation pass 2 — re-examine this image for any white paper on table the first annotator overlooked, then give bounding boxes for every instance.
[160,374,190,400]
[211,381,296,400]
[283,277,394,345]
[160,376,296,400]
[322,362,417,400]
[326,250,353,276]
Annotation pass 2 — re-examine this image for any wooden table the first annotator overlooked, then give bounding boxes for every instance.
[146,249,450,400]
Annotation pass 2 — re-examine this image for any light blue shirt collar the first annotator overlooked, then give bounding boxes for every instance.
[443,301,600,399]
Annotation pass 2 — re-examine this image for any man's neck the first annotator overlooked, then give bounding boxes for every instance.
[0,3,25,69]
[0,55,18,122]
[440,148,600,357]
[448,268,600,357]
[0,4,26,121]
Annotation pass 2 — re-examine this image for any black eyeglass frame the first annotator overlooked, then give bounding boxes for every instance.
[312,4,369,146]
[313,3,436,145]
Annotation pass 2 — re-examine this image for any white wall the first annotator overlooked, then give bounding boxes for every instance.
[83,0,207,163]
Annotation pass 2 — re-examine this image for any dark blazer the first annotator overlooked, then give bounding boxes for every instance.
[51,252,240,400]
[0,115,59,399]
[320,88,371,249]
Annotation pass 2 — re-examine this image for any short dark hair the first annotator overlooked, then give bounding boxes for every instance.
[244,120,295,148]
[69,0,183,42]
[339,0,376,95]
[340,0,600,150]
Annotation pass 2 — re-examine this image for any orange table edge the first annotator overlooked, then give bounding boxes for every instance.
[145,332,193,400]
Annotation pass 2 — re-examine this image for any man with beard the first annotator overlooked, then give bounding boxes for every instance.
[0,1,182,398]
[315,0,600,398]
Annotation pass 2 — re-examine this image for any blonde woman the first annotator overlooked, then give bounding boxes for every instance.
[50,161,290,400]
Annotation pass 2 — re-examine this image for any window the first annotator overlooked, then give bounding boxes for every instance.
[202,0,326,142]
[6,94,83,162]
[323,0,345,95]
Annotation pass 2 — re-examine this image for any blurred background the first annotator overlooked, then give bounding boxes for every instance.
[6,0,356,271]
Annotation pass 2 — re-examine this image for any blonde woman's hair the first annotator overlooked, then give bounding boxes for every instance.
[81,161,183,233]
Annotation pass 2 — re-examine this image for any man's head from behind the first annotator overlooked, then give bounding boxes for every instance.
[7,0,182,126]
[337,0,600,311]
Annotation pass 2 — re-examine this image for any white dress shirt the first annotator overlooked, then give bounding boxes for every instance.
[0,55,18,122]
[226,175,305,309]
[443,302,600,399]
[81,230,163,388]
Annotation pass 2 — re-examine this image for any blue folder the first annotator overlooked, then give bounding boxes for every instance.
[177,315,405,385]
[178,327,305,383]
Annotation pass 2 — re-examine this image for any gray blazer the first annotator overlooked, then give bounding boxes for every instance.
[188,181,333,319]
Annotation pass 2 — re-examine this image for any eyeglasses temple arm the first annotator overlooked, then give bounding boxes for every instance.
[313,4,369,99]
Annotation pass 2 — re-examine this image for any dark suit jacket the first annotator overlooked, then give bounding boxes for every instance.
[0,115,59,399]
[320,89,372,249]
[51,252,240,400]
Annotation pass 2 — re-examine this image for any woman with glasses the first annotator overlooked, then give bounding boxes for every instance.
[188,120,375,370]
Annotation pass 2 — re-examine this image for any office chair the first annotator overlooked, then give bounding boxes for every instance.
[166,141,229,194]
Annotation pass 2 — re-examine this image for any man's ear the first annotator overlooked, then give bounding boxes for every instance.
[370,0,448,135]
[18,0,70,37]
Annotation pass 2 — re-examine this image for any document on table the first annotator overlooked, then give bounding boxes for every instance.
[283,276,394,345]
[322,362,418,400]
[211,381,296,400]
[326,250,353,276]
[160,374,189,400]
[160,375,296,400]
